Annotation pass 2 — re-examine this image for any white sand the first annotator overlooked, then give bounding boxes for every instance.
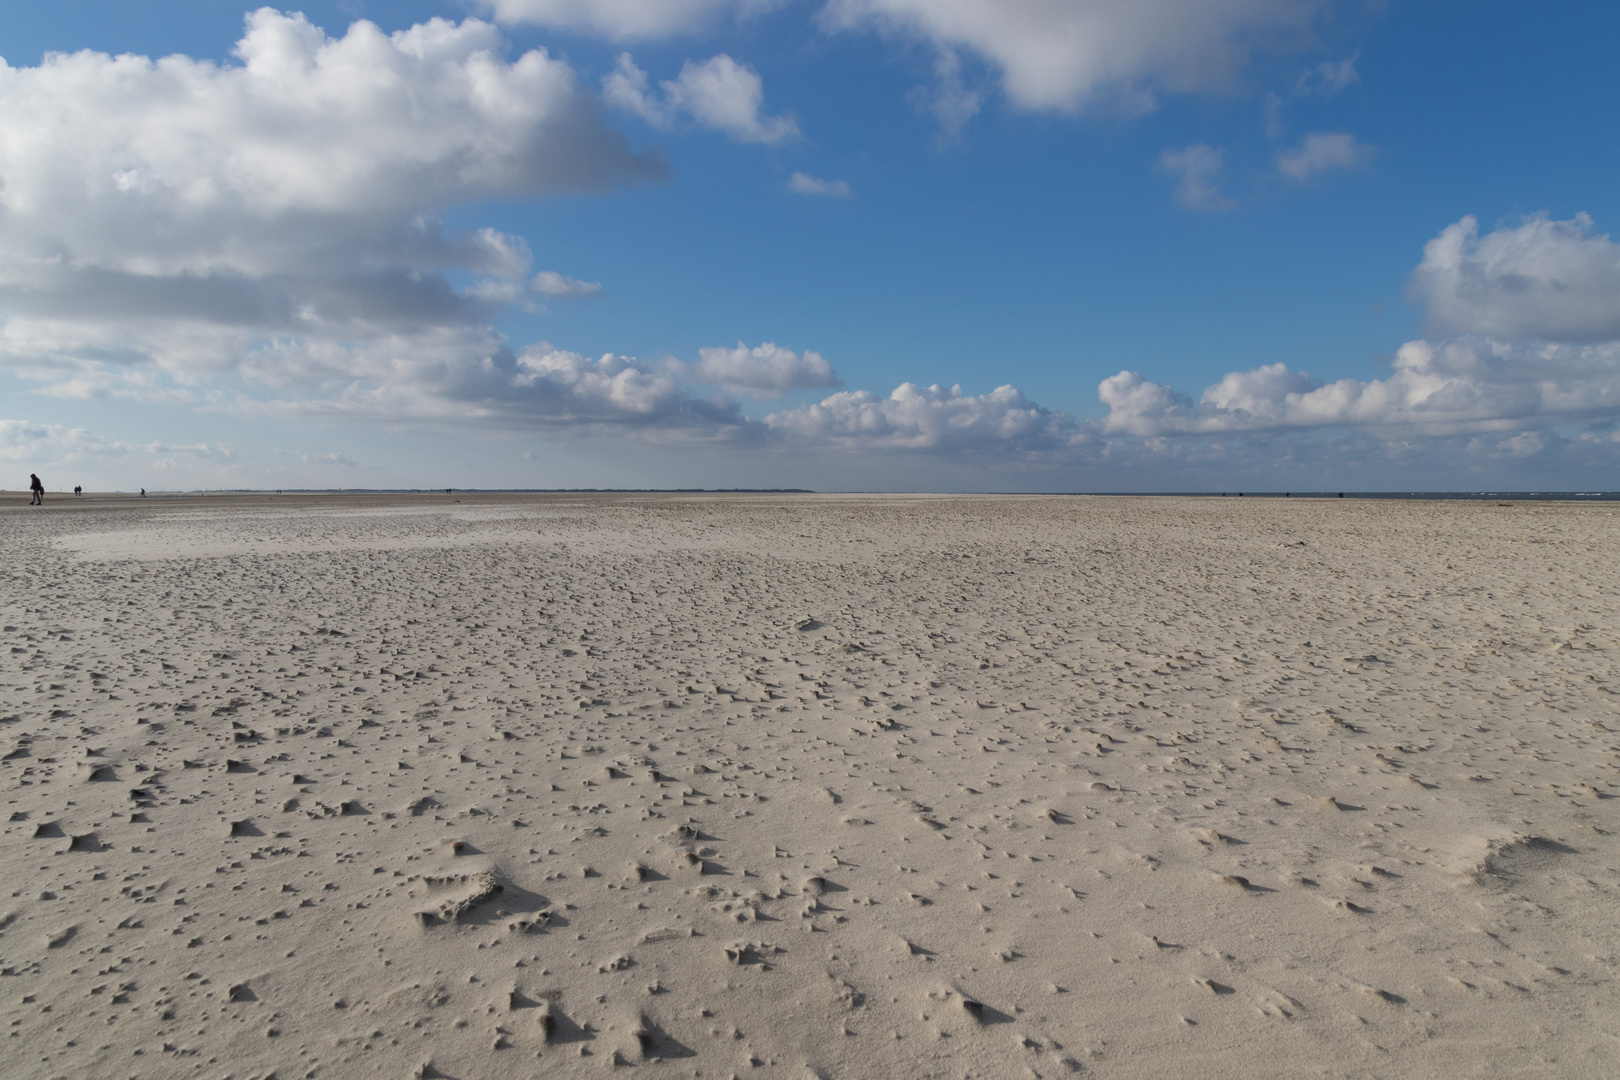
[2,493,1616,1079]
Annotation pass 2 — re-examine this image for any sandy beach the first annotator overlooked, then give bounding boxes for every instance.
[1,492,1615,1079]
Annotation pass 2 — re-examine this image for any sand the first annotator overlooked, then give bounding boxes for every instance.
[1,492,1616,1080]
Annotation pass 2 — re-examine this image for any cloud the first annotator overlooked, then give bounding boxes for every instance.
[821,0,1321,113]
[275,450,364,468]
[1158,144,1234,211]
[688,342,841,398]
[218,329,749,431]
[0,419,130,463]
[140,441,238,459]
[480,0,785,40]
[765,381,1081,452]
[1410,213,1620,342]
[488,0,1324,118]
[787,172,852,198]
[1265,54,1358,139]
[0,10,657,282]
[0,9,666,413]
[1294,53,1359,96]
[1101,339,1620,437]
[1276,131,1374,183]
[1096,210,1620,450]
[531,271,604,298]
[911,48,982,137]
[604,53,798,143]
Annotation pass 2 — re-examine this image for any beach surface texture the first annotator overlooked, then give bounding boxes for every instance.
[1,492,1616,1079]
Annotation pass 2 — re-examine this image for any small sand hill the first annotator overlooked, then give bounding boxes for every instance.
[1,492,1616,1079]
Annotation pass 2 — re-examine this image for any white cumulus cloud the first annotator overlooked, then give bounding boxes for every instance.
[1100,340,1620,437]
[604,53,798,143]
[688,342,841,398]
[765,382,1080,452]
[0,9,659,411]
[1099,210,1620,446]
[1410,213,1620,342]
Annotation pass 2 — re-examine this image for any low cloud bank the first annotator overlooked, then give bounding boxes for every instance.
[1099,214,1620,459]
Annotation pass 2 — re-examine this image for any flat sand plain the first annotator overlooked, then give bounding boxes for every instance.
[2,492,1617,1080]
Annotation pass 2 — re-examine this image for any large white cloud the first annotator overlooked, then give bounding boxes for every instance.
[0,9,660,403]
[0,10,657,274]
[765,381,1081,451]
[1410,213,1620,342]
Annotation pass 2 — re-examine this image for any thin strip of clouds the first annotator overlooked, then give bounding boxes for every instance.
[480,0,787,40]
[1098,341,1620,437]
[787,172,852,198]
[532,271,604,298]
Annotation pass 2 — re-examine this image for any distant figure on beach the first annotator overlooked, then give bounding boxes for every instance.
[29,473,43,505]
[140,488,146,497]
[74,485,81,496]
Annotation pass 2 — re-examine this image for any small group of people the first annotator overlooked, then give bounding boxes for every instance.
[25,475,90,504]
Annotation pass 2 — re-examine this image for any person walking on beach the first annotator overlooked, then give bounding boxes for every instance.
[29,473,44,505]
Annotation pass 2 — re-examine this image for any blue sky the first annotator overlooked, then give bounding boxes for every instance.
[3,0,1619,491]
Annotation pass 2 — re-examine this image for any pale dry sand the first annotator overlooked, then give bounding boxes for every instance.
[2,493,1616,1080]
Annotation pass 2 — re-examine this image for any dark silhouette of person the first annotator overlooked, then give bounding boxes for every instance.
[74,485,82,496]
[140,488,146,497]
[29,473,43,505]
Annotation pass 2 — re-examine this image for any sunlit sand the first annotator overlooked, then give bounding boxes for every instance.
[3,493,1615,1078]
